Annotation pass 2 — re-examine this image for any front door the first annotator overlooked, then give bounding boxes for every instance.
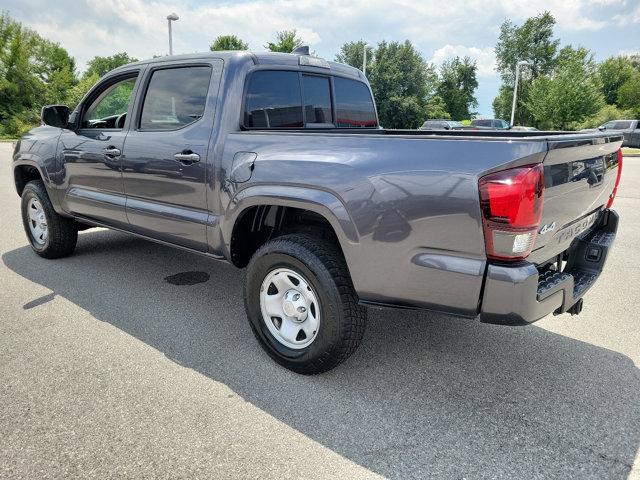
[122,61,222,252]
[58,71,141,228]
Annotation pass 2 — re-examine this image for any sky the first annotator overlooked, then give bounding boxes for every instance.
[5,0,640,117]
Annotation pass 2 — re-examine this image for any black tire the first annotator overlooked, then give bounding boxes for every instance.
[244,234,367,374]
[21,180,78,259]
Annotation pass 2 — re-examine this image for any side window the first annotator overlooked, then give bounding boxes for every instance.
[333,77,377,128]
[140,66,212,131]
[302,75,332,125]
[244,71,303,128]
[81,76,137,129]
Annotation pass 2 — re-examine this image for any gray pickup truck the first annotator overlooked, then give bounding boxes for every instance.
[13,50,623,374]
[597,119,640,148]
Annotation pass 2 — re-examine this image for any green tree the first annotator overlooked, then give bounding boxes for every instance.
[598,56,636,105]
[83,52,138,79]
[0,12,140,137]
[495,12,559,83]
[33,40,76,105]
[578,104,634,130]
[265,30,303,53]
[492,85,513,121]
[493,12,560,126]
[334,40,372,71]
[0,12,80,136]
[526,46,604,130]
[424,95,450,120]
[617,72,640,117]
[65,72,99,109]
[436,56,478,120]
[209,35,248,51]
[366,40,436,128]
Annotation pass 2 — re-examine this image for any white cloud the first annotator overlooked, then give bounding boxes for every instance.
[613,3,640,25]
[6,0,633,72]
[4,0,638,117]
[429,45,497,77]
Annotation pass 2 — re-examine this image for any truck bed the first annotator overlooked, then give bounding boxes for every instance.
[228,129,622,297]
[260,127,623,142]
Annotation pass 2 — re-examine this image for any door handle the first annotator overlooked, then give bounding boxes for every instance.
[174,152,200,165]
[103,147,121,157]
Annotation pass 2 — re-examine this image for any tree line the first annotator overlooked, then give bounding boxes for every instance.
[1,10,639,138]
[493,12,640,130]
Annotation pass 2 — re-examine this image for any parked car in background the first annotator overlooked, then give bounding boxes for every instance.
[597,120,640,148]
[468,118,511,130]
[511,126,539,132]
[419,120,463,130]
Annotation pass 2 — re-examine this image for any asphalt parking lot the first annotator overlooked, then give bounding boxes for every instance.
[1,142,639,479]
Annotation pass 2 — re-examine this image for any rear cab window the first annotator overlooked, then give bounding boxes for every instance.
[333,77,377,128]
[302,75,332,126]
[243,70,377,129]
[243,71,303,128]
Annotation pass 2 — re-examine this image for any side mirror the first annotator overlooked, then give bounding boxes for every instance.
[41,105,70,129]
[598,125,606,131]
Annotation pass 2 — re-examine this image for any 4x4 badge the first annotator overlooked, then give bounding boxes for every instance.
[539,222,557,235]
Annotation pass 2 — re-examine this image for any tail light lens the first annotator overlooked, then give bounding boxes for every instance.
[479,164,545,261]
[606,148,623,209]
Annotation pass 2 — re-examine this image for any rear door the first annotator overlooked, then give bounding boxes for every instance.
[122,60,223,251]
[528,135,622,264]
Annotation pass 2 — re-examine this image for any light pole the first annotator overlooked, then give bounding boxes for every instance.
[167,13,179,55]
[363,43,371,76]
[510,60,530,127]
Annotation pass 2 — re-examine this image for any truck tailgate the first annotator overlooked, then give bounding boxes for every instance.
[528,135,622,265]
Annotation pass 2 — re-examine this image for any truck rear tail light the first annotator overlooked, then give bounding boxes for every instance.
[479,164,544,261]
[606,148,623,209]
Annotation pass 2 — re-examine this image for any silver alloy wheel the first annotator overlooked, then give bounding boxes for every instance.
[259,267,321,349]
[27,198,48,245]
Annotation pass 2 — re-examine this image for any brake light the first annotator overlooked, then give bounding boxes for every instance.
[479,164,544,261]
[606,149,623,209]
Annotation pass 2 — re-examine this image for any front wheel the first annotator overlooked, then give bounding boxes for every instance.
[244,234,367,374]
[21,180,78,259]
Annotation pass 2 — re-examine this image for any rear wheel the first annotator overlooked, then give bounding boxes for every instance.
[244,234,366,374]
[21,180,78,259]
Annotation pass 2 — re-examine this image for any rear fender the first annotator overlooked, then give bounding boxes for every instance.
[220,184,359,261]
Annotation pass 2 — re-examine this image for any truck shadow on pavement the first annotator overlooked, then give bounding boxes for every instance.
[3,229,640,479]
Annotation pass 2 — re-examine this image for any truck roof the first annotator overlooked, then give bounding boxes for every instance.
[111,50,365,80]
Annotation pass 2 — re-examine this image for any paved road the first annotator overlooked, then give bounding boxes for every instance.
[1,142,639,479]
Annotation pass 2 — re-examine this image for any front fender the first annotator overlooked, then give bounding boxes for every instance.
[12,160,51,192]
[12,127,64,212]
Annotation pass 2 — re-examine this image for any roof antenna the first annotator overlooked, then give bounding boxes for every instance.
[292,46,310,55]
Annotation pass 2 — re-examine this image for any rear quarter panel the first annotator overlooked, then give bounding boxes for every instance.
[222,132,548,315]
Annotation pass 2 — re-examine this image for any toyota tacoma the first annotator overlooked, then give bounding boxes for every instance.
[13,49,623,374]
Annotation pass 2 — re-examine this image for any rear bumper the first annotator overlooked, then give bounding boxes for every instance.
[479,209,618,325]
